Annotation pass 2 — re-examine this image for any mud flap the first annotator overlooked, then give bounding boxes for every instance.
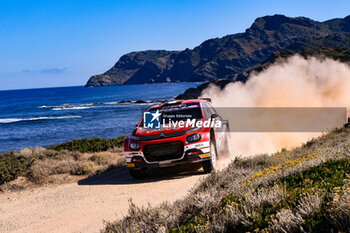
[217,120,231,158]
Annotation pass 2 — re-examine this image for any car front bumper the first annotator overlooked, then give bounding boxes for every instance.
[126,149,211,169]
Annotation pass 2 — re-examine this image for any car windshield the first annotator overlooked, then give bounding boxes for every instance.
[139,103,203,127]
[160,107,203,124]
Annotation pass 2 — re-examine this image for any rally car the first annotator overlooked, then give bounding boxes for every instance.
[124,98,230,178]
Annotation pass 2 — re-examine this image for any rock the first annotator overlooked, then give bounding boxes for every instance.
[118,100,132,104]
[135,100,147,104]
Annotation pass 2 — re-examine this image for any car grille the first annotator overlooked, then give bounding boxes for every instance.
[131,127,200,141]
[143,141,184,162]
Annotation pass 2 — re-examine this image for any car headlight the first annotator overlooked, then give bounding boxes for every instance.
[129,142,141,150]
[186,133,201,143]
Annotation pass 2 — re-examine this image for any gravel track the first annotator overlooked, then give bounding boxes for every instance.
[0,167,206,233]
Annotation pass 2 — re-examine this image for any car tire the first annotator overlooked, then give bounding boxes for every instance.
[202,139,217,173]
[128,169,146,179]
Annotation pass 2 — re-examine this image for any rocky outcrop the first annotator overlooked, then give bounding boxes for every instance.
[86,50,179,86]
[86,14,350,87]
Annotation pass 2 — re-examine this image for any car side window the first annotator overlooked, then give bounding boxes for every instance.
[201,102,212,119]
[207,102,216,115]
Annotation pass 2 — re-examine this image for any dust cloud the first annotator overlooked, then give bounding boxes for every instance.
[201,55,350,157]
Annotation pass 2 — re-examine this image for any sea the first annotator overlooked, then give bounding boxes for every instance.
[0,83,200,153]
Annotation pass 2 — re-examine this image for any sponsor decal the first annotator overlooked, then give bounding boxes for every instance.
[160,103,199,111]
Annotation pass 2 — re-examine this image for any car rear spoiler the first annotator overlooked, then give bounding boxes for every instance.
[199,98,212,103]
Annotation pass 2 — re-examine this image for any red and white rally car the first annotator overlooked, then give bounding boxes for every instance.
[124,99,230,178]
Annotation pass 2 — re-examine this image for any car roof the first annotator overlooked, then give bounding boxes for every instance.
[149,99,206,109]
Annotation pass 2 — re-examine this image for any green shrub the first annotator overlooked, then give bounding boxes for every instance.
[279,159,350,232]
[169,216,208,233]
[280,158,350,195]
[48,136,126,153]
[0,152,33,185]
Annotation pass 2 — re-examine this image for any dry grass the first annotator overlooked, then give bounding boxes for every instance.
[0,147,125,191]
[328,175,350,232]
[102,127,350,233]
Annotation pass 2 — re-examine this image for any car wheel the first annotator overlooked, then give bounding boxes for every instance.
[202,140,217,173]
[128,169,146,179]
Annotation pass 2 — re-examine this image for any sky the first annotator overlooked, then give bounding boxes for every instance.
[0,0,350,90]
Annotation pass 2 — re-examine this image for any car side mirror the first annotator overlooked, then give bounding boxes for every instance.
[211,113,219,119]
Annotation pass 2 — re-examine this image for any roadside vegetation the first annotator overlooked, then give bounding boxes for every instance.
[102,128,350,233]
[48,136,125,153]
[0,137,125,191]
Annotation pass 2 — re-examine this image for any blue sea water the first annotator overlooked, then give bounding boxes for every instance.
[0,83,199,153]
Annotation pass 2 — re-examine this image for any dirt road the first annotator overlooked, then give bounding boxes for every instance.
[0,167,206,233]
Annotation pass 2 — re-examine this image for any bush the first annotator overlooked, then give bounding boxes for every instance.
[48,136,126,153]
[0,152,33,185]
[18,147,60,159]
[1,144,125,187]
[89,152,119,166]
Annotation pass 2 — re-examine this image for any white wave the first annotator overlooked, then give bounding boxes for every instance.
[39,104,67,109]
[38,100,158,110]
[106,100,157,105]
[39,103,95,111]
[52,106,93,111]
[0,118,24,123]
[103,101,120,105]
[38,105,56,109]
[0,116,81,124]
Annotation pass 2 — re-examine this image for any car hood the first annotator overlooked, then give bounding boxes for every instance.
[134,125,195,136]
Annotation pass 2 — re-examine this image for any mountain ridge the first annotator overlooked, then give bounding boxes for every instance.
[175,46,350,99]
[85,14,350,87]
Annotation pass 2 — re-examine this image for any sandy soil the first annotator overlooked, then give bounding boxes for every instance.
[0,166,206,233]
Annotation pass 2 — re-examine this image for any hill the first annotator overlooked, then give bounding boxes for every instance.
[86,14,350,87]
[176,46,350,99]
